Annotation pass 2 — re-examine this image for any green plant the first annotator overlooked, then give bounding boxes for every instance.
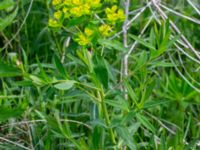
[0,0,200,149]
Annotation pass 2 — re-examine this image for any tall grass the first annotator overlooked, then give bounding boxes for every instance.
[0,0,200,149]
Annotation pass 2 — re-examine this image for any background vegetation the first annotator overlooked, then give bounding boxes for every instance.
[0,0,200,149]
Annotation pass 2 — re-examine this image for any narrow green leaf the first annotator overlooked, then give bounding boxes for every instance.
[93,55,108,89]
[116,126,137,150]
[36,56,50,82]
[0,61,21,77]
[29,75,46,86]
[129,34,156,51]
[136,113,155,133]
[54,80,75,90]
[98,39,127,51]
[54,55,67,78]
[0,7,18,31]
[92,126,103,150]
[0,0,15,10]
[105,99,129,111]
[143,100,170,109]
[0,107,25,122]
[150,61,176,68]
[124,81,138,106]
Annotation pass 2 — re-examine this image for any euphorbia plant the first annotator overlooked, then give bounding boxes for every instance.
[48,0,127,145]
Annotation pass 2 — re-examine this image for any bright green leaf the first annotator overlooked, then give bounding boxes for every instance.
[0,61,21,77]
[0,0,15,10]
[0,7,18,31]
[54,80,75,90]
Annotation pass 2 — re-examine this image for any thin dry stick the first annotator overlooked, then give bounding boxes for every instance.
[122,17,152,100]
[122,0,130,100]
[61,37,71,63]
[0,136,31,150]
[126,16,153,56]
[126,1,152,28]
[25,122,34,150]
[177,50,200,86]
[168,53,200,93]
[186,0,200,15]
[110,2,151,40]
[129,7,144,15]
[0,32,13,48]
[170,35,189,49]
[147,0,160,24]
[174,43,200,65]
[144,111,176,135]
[95,14,105,24]
[160,4,200,25]
[1,119,92,130]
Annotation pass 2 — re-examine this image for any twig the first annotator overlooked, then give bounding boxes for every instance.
[177,49,200,86]
[174,43,200,65]
[126,16,153,56]
[110,2,151,40]
[1,119,92,130]
[126,1,152,28]
[186,0,200,15]
[144,111,176,135]
[160,4,200,25]
[61,37,71,63]
[0,136,31,150]
[122,0,130,100]
[168,53,200,93]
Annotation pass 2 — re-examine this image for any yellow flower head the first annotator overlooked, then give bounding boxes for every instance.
[70,4,90,17]
[84,28,94,37]
[80,4,91,15]
[54,10,62,20]
[63,0,71,6]
[72,0,82,5]
[62,7,70,18]
[105,5,118,14]
[105,5,125,24]
[62,7,68,13]
[52,0,62,6]
[76,33,90,46]
[48,18,61,27]
[70,6,82,17]
[99,24,112,37]
[117,9,126,21]
[87,0,101,8]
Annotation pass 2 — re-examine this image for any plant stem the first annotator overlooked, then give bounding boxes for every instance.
[98,90,116,144]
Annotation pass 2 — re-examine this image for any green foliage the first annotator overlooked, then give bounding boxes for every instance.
[0,0,200,149]
[0,61,22,77]
[0,106,25,122]
[0,0,17,31]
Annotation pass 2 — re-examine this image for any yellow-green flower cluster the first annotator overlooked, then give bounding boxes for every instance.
[52,0,62,6]
[49,0,126,46]
[75,28,94,46]
[105,5,125,24]
[49,0,102,27]
[70,3,90,17]
[52,0,101,17]
[99,24,112,37]
[53,10,62,20]
[48,18,61,28]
